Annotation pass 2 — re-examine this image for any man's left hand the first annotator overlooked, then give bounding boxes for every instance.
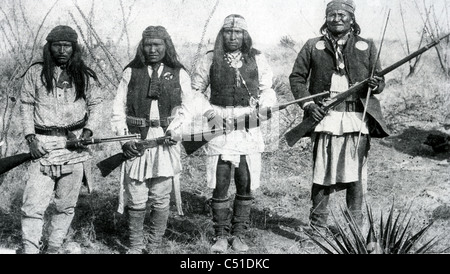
[74,128,93,149]
[368,76,383,91]
[164,130,179,146]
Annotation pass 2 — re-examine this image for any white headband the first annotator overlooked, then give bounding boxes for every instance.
[222,15,248,31]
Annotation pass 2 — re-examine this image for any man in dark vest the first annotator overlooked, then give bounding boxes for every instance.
[289,0,389,235]
[191,14,277,253]
[20,25,102,254]
[111,26,192,254]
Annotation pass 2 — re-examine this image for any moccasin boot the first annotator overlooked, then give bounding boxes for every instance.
[146,206,170,252]
[230,197,252,252]
[210,198,231,253]
[230,236,249,252]
[211,236,229,253]
[127,208,146,254]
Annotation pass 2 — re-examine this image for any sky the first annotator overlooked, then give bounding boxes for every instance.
[1,0,449,51]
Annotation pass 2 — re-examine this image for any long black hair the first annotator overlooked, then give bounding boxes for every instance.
[124,32,185,70]
[40,42,98,101]
[320,14,361,36]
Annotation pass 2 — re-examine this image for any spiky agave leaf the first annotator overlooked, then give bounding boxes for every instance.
[330,209,358,254]
[339,206,367,254]
[414,235,439,254]
[400,222,435,253]
[365,204,383,254]
[381,203,395,253]
[304,230,339,254]
[391,216,413,254]
[309,203,439,254]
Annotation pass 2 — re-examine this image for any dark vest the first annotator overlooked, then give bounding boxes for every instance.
[126,65,181,137]
[209,55,259,107]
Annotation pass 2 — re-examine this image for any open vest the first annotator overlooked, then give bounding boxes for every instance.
[126,65,181,138]
[209,55,259,107]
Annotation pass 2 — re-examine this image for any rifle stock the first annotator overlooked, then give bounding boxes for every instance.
[0,153,32,179]
[96,153,126,177]
[284,33,450,147]
[96,137,166,177]
[285,117,318,147]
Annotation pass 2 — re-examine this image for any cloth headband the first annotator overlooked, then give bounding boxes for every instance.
[326,0,355,15]
[142,26,170,40]
[222,14,248,31]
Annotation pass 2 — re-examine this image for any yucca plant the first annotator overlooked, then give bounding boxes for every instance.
[306,203,438,254]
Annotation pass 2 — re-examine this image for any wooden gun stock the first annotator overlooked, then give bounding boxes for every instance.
[0,153,32,180]
[96,137,166,177]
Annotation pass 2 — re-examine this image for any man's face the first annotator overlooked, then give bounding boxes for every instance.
[143,38,166,64]
[326,10,353,36]
[223,27,244,52]
[50,41,73,66]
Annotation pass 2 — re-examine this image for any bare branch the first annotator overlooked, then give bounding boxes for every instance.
[69,11,117,90]
[119,0,131,60]
[0,5,27,61]
[27,0,60,66]
[18,0,33,37]
[72,0,122,82]
[192,0,220,73]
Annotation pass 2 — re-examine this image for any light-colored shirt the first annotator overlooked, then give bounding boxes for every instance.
[20,65,102,166]
[21,65,102,137]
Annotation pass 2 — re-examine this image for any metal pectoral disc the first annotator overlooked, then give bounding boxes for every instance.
[231,60,243,68]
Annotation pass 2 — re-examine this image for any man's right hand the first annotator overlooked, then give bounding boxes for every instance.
[27,135,47,159]
[204,110,231,131]
[304,103,326,122]
[122,141,142,159]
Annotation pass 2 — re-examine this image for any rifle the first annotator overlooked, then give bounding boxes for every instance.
[181,91,330,155]
[96,136,168,177]
[285,33,450,147]
[0,134,141,177]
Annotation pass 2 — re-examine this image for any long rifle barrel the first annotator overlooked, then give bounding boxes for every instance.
[377,33,450,76]
[272,91,330,112]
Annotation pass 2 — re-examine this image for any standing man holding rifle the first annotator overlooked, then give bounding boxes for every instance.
[19,25,102,254]
[191,14,277,253]
[111,26,192,254]
[288,0,389,234]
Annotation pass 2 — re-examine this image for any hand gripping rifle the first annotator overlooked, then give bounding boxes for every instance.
[284,32,450,147]
[0,134,141,178]
[181,91,330,155]
[96,136,170,177]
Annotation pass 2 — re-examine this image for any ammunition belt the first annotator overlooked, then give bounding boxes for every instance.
[126,116,170,128]
[35,114,87,136]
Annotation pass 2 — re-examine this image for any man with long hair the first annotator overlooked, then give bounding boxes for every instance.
[289,0,389,235]
[111,26,192,254]
[191,14,277,253]
[20,25,102,254]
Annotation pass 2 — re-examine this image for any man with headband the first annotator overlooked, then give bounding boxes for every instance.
[111,26,192,254]
[289,0,389,235]
[20,25,102,254]
[191,14,277,253]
